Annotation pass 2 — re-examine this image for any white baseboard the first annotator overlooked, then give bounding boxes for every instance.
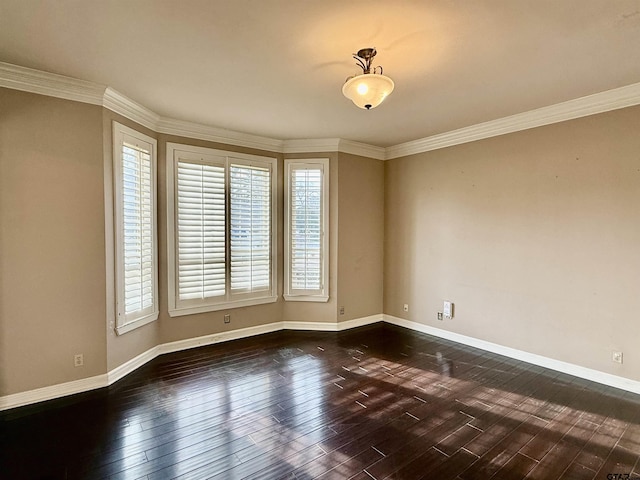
[0,374,108,411]
[4,313,638,411]
[159,321,284,356]
[283,314,382,332]
[383,314,640,395]
[0,315,381,411]
[338,314,384,330]
[107,346,160,385]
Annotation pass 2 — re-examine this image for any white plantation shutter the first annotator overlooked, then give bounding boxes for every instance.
[167,144,277,316]
[230,163,271,294]
[285,159,329,301]
[114,123,158,334]
[290,167,322,289]
[176,160,226,303]
[122,144,154,313]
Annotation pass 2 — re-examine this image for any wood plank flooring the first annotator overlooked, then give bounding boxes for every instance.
[2,323,640,479]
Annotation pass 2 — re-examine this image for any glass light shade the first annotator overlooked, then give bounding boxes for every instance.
[342,73,395,110]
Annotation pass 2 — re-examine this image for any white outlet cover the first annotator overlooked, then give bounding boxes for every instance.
[443,301,452,318]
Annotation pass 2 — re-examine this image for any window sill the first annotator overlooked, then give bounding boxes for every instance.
[116,311,159,335]
[169,295,278,317]
[283,294,329,303]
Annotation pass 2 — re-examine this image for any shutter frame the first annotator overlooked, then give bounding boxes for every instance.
[113,122,159,335]
[284,158,330,302]
[167,143,277,316]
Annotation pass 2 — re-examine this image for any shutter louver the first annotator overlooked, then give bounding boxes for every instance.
[177,160,226,302]
[290,167,323,291]
[121,143,155,316]
[230,164,271,293]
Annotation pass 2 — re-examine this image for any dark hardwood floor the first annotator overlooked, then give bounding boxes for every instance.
[2,323,639,480]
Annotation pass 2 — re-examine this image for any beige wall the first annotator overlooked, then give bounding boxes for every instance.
[1,89,353,397]
[384,105,640,381]
[5,83,639,399]
[337,153,384,321]
[1,88,107,395]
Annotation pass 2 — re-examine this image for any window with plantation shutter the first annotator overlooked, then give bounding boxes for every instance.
[230,163,271,293]
[167,143,277,316]
[113,122,158,334]
[176,158,226,305]
[284,159,329,302]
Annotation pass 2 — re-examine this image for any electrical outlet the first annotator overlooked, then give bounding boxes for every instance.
[437,312,443,321]
[612,351,623,364]
[74,354,84,367]
[339,306,345,315]
[443,301,453,319]
[403,304,409,312]
[224,314,231,324]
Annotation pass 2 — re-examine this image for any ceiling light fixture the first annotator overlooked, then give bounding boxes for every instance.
[342,48,394,110]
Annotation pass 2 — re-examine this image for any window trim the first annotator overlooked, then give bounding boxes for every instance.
[166,142,278,317]
[284,158,330,302]
[113,122,159,335]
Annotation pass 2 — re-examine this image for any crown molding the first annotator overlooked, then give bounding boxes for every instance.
[0,61,284,153]
[103,87,160,132]
[385,82,640,159]
[282,138,385,160]
[338,139,386,160]
[157,117,284,153]
[282,138,341,155]
[0,61,106,105]
[3,62,640,160]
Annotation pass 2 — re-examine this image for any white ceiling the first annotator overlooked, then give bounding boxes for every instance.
[1,0,640,147]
